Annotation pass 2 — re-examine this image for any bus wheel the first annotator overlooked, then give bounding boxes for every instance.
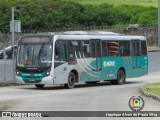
[35,84,44,89]
[111,70,125,85]
[64,72,75,89]
[117,69,125,85]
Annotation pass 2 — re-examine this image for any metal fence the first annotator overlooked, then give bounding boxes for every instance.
[0,25,158,49]
[0,25,158,83]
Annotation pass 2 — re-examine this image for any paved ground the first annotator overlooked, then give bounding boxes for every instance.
[0,51,160,120]
[0,60,14,83]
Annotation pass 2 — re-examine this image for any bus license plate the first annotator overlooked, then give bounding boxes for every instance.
[29,78,36,82]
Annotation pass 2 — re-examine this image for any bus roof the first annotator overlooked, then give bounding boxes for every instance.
[55,31,146,41]
[19,31,146,41]
[61,31,124,36]
[56,34,146,41]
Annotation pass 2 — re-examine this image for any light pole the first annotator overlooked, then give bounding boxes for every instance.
[10,7,21,83]
[11,7,15,83]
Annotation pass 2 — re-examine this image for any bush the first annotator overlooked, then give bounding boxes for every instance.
[0,0,158,31]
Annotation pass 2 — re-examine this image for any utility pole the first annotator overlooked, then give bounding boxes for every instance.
[3,33,6,83]
[158,0,160,46]
[11,7,15,83]
[10,7,21,83]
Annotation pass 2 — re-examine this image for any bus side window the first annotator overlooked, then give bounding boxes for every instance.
[136,42,140,56]
[75,41,81,58]
[119,41,130,56]
[102,41,108,57]
[132,42,136,56]
[55,41,67,60]
[81,41,90,58]
[141,41,147,56]
[107,41,119,56]
[132,41,140,56]
[68,41,81,59]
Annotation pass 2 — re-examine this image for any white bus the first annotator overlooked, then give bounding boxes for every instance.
[16,31,148,89]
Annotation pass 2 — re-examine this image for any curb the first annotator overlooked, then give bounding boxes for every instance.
[147,46,160,52]
[141,85,160,101]
[148,50,160,52]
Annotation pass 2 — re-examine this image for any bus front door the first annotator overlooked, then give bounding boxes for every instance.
[132,40,142,77]
[88,40,102,81]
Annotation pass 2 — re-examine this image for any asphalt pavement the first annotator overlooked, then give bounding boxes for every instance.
[0,51,160,120]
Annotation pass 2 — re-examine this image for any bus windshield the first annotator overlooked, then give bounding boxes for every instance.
[17,37,52,68]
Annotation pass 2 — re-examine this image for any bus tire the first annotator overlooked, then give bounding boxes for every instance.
[35,84,44,89]
[111,70,125,85]
[117,69,125,85]
[64,72,75,89]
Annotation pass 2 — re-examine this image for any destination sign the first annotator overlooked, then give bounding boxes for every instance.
[21,37,51,43]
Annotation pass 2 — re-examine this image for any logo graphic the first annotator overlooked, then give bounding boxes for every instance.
[103,61,107,67]
[128,96,145,112]
[103,61,116,67]
[132,98,140,107]
[2,112,11,117]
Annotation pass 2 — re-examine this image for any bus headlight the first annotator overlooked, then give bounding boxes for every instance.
[16,71,20,76]
[46,70,50,76]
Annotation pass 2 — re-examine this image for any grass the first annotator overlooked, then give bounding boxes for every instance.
[0,99,20,110]
[69,0,158,7]
[144,82,160,96]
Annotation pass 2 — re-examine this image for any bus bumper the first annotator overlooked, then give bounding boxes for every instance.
[16,76,25,84]
[40,75,54,85]
[16,75,54,85]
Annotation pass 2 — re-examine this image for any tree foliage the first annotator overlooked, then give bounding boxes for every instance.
[0,0,158,30]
